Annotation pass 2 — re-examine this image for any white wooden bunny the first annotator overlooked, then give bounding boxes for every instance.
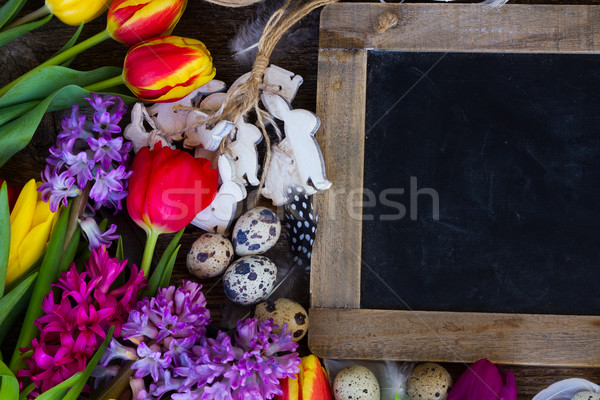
[261,92,331,202]
[226,118,262,186]
[191,153,247,234]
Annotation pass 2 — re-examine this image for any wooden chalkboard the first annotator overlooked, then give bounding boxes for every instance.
[309,3,600,366]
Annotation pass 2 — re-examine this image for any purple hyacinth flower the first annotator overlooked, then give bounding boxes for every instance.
[100,339,138,367]
[59,104,87,143]
[79,218,119,250]
[88,136,123,170]
[89,165,130,203]
[150,369,184,398]
[64,151,95,188]
[132,342,171,382]
[86,93,115,115]
[39,166,80,212]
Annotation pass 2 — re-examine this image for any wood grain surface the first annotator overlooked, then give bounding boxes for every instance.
[0,0,598,398]
[312,48,366,308]
[309,308,600,366]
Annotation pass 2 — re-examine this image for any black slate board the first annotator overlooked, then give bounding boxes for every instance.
[361,51,600,315]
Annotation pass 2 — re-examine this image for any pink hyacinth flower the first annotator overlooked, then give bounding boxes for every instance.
[447,359,517,400]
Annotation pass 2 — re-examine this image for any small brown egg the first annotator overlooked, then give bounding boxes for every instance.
[572,392,600,400]
[186,233,234,279]
[254,298,309,342]
[407,363,452,400]
[333,365,380,400]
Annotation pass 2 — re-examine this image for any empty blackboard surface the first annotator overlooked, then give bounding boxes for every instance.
[361,51,600,315]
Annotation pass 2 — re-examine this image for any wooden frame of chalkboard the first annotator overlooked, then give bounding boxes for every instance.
[309,3,600,366]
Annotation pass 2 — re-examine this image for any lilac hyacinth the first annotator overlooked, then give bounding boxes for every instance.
[98,282,300,400]
[39,93,132,214]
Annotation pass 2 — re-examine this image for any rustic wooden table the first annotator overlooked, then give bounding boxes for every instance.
[1,0,599,398]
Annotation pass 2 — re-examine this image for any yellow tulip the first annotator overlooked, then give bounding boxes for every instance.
[46,0,110,26]
[5,180,59,285]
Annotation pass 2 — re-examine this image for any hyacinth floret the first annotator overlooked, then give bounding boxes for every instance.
[17,246,146,398]
[39,93,132,214]
[99,282,300,400]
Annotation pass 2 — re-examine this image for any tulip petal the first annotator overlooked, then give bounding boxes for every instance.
[301,355,333,400]
[145,147,217,232]
[107,0,187,46]
[278,375,299,400]
[123,36,216,103]
[447,359,507,400]
[16,201,56,273]
[499,371,517,400]
[127,145,155,230]
[46,0,109,26]
[9,179,36,266]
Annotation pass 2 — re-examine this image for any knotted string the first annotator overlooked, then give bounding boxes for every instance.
[204,0,339,205]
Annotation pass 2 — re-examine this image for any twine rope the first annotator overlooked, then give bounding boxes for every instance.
[205,0,339,205]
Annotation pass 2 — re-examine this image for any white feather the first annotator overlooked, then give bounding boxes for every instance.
[229,0,318,66]
[324,359,414,399]
[532,378,600,400]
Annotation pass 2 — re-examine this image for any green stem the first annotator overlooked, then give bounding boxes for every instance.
[3,5,50,30]
[141,230,160,277]
[0,28,111,97]
[84,75,125,93]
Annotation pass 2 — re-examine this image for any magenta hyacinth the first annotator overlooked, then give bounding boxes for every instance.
[17,246,146,397]
[99,282,300,400]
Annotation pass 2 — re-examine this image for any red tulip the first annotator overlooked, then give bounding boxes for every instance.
[447,359,517,400]
[127,143,218,274]
[107,0,188,46]
[123,35,216,103]
[276,355,334,400]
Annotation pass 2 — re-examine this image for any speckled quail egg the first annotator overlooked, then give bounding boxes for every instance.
[223,255,277,305]
[186,233,234,279]
[572,392,600,400]
[254,298,309,342]
[232,207,281,256]
[407,363,452,400]
[333,365,380,400]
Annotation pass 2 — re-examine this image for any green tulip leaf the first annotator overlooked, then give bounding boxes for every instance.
[0,272,37,327]
[59,226,80,272]
[56,22,85,67]
[0,100,39,126]
[0,0,28,29]
[63,326,114,400]
[0,359,18,400]
[0,66,123,108]
[0,182,10,297]
[19,384,34,400]
[0,278,32,344]
[8,206,68,372]
[36,372,83,400]
[0,14,52,47]
[159,244,180,290]
[116,237,124,261]
[144,229,184,297]
[0,84,137,167]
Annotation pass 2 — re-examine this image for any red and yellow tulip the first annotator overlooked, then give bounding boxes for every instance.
[123,35,216,103]
[6,180,59,285]
[127,142,218,274]
[276,355,334,400]
[107,0,188,46]
[46,0,110,26]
